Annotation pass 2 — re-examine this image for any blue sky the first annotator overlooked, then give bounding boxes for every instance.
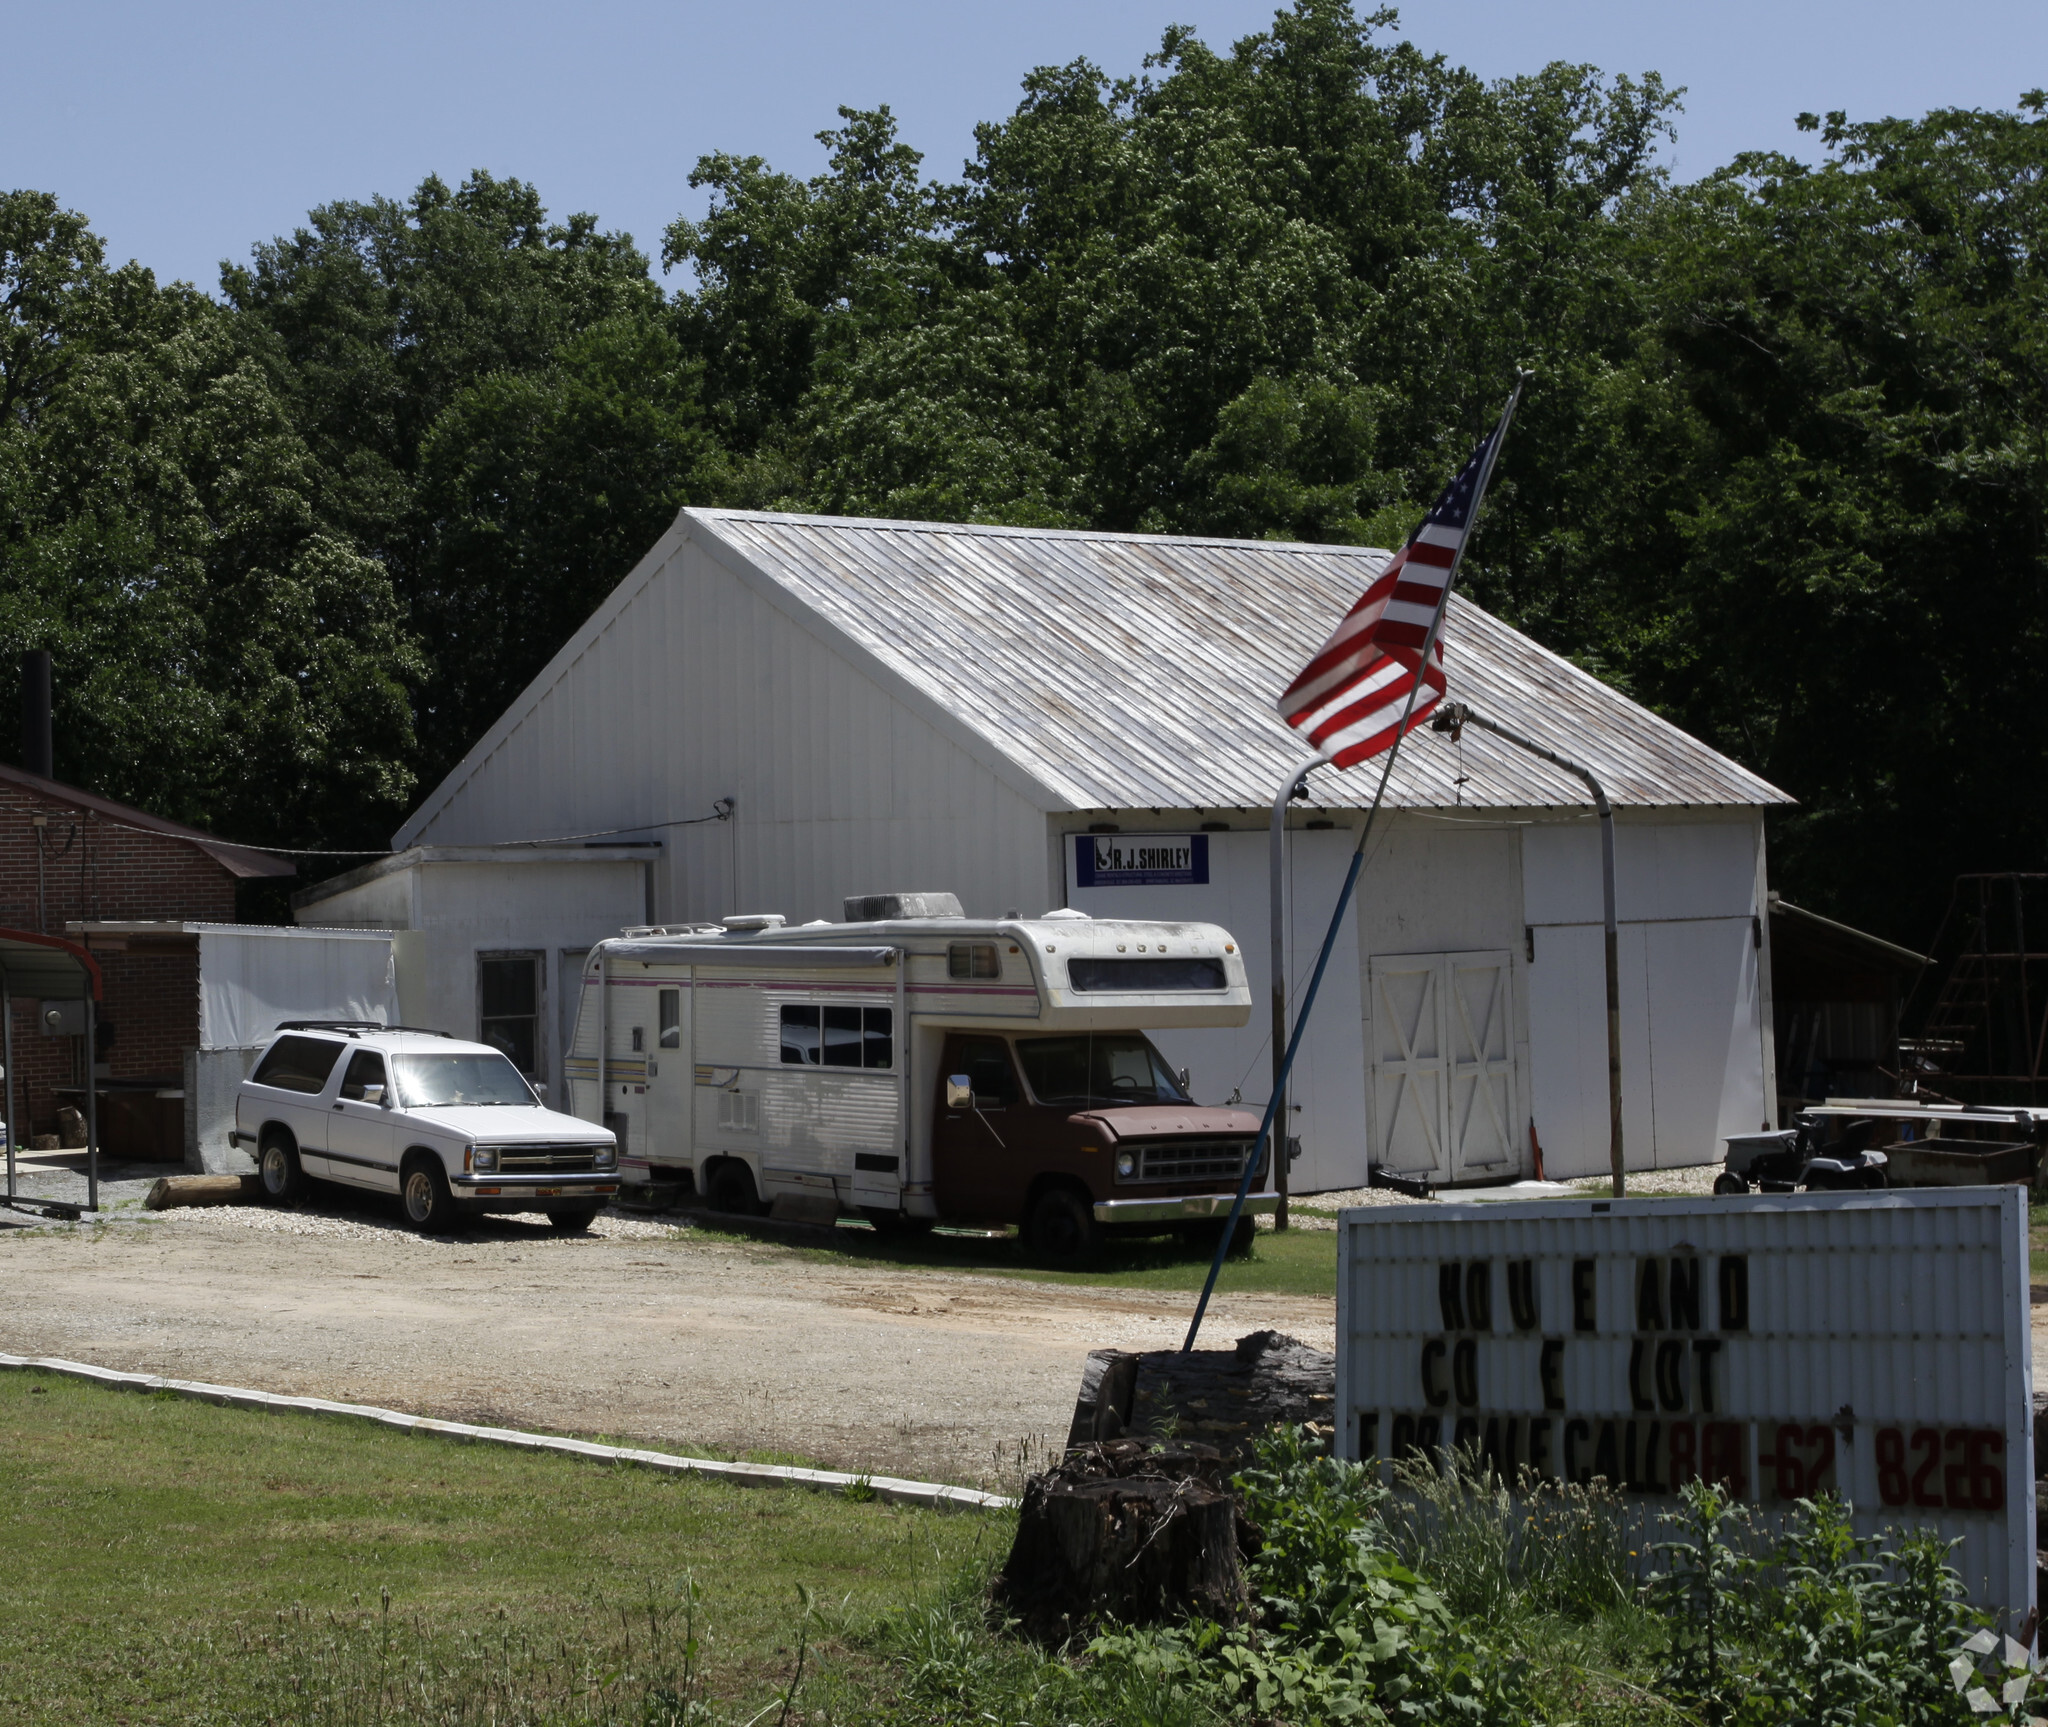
[7,0,2044,294]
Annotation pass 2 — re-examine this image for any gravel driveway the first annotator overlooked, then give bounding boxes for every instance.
[0,1190,1334,1488]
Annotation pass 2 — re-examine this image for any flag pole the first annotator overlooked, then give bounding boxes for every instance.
[1182,376,1527,1355]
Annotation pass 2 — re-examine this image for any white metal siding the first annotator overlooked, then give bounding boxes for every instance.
[404,536,1054,926]
[1524,820,1769,1176]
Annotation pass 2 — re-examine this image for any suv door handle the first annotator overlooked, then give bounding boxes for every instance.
[333,1102,345,1110]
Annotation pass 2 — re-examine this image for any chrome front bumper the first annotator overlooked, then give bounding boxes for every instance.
[452,1173,618,1193]
[1093,1191,1280,1224]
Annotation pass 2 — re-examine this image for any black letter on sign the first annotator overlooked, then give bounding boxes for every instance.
[1539,1338,1566,1411]
[1565,1418,1591,1485]
[1421,1340,1448,1408]
[1507,1260,1539,1330]
[1438,1263,1466,1331]
[1656,1339,1687,1411]
[1466,1261,1492,1332]
[1572,1259,1598,1332]
[1636,1259,1664,1331]
[1691,1340,1722,1413]
[1452,1337,1480,1408]
[1669,1257,1701,1330]
[1628,1339,1656,1412]
[1593,1420,1622,1486]
[1718,1257,1749,1332]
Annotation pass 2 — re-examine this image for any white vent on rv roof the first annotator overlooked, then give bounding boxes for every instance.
[842,892,964,922]
[1041,907,1092,920]
[721,913,786,932]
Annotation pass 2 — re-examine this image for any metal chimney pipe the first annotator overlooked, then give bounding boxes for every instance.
[20,652,51,780]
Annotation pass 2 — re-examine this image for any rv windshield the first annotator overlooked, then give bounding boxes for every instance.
[391,1052,536,1107]
[1014,1034,1189,1108]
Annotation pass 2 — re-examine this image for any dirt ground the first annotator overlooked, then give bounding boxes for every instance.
[0,1191,1334,1489]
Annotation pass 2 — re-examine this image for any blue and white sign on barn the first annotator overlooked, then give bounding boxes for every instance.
[1073,833,1209,888]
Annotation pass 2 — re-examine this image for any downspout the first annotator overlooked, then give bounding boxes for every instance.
[1434,702,1625,1196]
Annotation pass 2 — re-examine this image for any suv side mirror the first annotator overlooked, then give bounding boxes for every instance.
[362,1083,386,1106]
[945,1075,973,1111]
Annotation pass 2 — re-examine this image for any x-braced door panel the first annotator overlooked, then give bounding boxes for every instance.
[1369,950,1519,1184]
[1368,955,1448,1180]
[1446,953,1516,1174]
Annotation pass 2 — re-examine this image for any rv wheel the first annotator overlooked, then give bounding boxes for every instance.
[1023,1186,1100,1260]
[707,1160,765,1217]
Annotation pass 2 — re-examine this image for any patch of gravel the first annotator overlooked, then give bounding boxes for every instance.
[157,1200,690,1247]
[1284,1186,1430,1228]
[1280,1162,1725,1228]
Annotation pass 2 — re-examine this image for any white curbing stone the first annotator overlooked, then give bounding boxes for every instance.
[0,1352,1014,1513]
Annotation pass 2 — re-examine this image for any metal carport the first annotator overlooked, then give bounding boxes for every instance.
[0,927,102,1218]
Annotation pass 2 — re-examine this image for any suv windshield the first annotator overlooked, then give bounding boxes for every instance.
[1013,1034,1190,1108]
[390,1052,535,1107]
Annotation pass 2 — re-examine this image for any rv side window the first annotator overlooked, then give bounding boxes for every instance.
[948,942,1000,980]
[659,989,681,1049]
[781,1004,893,1069]
[780,1005,821,1064]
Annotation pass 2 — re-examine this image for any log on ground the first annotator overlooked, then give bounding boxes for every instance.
[144,1175,263,1211]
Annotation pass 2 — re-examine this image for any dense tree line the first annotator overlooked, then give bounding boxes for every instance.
[2,0,2042,942]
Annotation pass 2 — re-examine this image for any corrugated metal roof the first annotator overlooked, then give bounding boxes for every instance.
[696,510,1789,812]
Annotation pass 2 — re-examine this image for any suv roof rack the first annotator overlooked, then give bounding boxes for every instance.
[273,1020,455,1038]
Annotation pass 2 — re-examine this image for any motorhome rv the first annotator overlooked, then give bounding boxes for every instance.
[564,893,1273,1254]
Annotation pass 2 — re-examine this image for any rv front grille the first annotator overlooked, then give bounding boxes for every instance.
[1130,1140,1260,1184]
[488,1144,601,1173]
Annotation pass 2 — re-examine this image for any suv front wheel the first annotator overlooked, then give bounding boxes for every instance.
[400,1154,463,1234]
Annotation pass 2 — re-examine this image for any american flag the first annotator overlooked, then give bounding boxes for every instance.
[1276,424,1504,769]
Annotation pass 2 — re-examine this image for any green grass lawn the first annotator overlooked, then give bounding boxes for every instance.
[768,1215,1340,1300]
[0,1371,1001,1724]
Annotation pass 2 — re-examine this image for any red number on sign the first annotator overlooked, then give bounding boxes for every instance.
[1909,1428,1942,1507]
[1875,1428,1909,1506]
[1963,1430,2005,1512]
[1804,1424,1835,1494]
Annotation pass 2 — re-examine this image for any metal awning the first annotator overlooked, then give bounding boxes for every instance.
[0,927,102,1217]
[0,927,103,1001]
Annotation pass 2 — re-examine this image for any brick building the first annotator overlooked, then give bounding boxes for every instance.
[0,763,293,1149]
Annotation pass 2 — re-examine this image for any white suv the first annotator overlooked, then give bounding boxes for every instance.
[232,1021,619,1232]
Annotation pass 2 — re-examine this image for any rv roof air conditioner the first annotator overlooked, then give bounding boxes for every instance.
[842,892,964,922]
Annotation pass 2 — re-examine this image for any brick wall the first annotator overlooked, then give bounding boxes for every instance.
[0,783,236,1142]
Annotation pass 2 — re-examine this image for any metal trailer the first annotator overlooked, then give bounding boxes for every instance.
[563,903,1270,1236]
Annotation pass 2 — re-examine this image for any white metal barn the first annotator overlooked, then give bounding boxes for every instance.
[384,508,1791,1191]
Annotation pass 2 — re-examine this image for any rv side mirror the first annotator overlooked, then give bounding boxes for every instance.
[946,1075,973,1111]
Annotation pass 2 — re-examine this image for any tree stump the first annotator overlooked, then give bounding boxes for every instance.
[994,1439,1257,1641]
[1066,1330,1335,1466]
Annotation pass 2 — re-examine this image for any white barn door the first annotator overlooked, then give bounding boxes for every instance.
[1369,950,1518,1185]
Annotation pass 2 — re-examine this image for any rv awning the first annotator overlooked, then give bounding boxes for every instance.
[602,942,898,969]
[0,928,102,1000]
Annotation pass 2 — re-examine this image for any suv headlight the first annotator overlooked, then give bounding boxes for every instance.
[472,1145,497,1173]
[1115,1151,1135,1178]
[593,1144,617,1171]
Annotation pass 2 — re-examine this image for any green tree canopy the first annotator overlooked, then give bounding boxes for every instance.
[2,3,2043,944]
